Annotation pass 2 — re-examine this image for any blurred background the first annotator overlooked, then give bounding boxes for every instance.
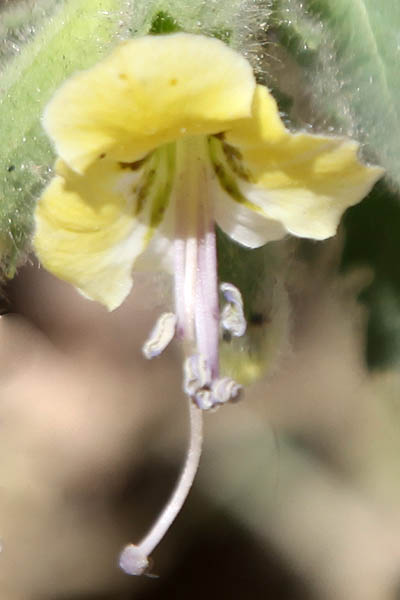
[2,0,400,598]
[1,232,399,600]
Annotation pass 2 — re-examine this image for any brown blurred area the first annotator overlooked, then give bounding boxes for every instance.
[0,239,399,600]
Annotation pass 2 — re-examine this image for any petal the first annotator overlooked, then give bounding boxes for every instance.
[213,179,287,248]
[44,33,255,173]
[225,84,288,152]
[33,147,175,310]
[209,136,286,247]
[224,85,384,240]
[134,186,177,273]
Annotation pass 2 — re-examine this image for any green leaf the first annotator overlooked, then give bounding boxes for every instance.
[0,0,60,65]
[149,10,182,34]
[0,0,132,277]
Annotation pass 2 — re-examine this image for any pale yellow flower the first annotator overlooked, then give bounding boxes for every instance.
[33,32,383,575]
[34,33,382,312]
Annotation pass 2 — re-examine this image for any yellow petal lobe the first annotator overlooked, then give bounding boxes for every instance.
[45,33,255,173]
[34,148,174,310]
[225,85,384,240]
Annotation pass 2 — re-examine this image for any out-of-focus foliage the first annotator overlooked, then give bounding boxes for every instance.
[218,230,291,385]
[342,181,400,369]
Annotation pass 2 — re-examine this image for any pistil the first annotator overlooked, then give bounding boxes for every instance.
[119,398,203,576]
[120,137,245,576]
[119,137,217,575]
[195,194,220,379]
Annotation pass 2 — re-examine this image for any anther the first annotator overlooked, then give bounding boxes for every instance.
[220,282,247,337]
[192,377,242,410]
[183,354,212,396]
[211,376,242,405]
[142,312,177,359]
[194,389,214,410]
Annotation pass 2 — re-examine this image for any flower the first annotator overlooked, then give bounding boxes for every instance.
[34,32,382,398]
[33,32,383,575]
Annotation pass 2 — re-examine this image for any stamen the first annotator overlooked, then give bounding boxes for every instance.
[192,377,243,411]
[194,389,214,411]
[183,354,211,396]
[220,282,247,338]
[119,400,203,576]
[142,312,177,359]
[211,376,242,405]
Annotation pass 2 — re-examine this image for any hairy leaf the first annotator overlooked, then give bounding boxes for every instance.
[273,0,400,186]
[0,0,128,277]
